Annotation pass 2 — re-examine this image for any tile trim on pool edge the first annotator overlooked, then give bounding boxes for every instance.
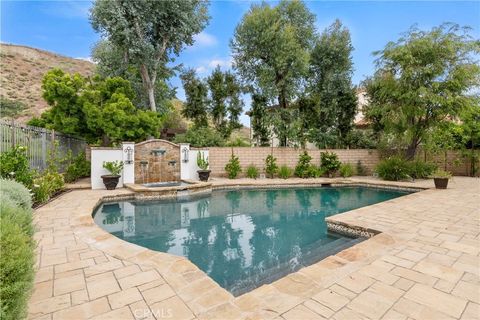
[93,181,424,207]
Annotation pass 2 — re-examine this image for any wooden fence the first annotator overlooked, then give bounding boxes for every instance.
[0,119,86,171]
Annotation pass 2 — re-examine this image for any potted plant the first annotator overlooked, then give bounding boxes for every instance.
[197,152,210,181]
[102,161,124,190]
[431,169,452,189]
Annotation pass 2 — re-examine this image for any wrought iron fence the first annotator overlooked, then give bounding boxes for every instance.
[0,119,86,171]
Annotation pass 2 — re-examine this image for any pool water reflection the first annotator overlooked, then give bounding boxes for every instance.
[93,186,409,295]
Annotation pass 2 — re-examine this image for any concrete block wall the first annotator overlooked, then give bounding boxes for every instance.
[415,149,480,177]
[208,147,380,177]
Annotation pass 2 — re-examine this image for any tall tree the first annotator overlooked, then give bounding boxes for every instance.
[250,94,271,146]
[91,40,175,112]
[90,0,210,112]
[364,23,480,159]
[231,0,316,146]
[206,67,244,138]
[308,20,357,147]
[181,69,209,128]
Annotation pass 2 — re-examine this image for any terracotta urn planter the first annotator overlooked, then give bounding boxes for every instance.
[101,175,121,190]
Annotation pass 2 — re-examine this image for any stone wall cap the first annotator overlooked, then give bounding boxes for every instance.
[90,146,122,150]
[135,139,179,148]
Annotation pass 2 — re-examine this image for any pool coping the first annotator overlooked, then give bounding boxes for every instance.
[30,176,480,320]
[94,181,423,240]
[68,179,427,316]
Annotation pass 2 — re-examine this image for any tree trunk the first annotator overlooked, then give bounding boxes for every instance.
[405,137,419,160]
[101,135,111,147]
[147,85,156,112]
[140,64,156,112]
[278,92,288,147]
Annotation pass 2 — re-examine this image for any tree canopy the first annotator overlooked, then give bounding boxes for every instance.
[28,69,162,146]
[181,67,244,139]
[91,39,175,112]
[231,0,316,146]
[306,20,357,147]
[90,0,210,112]
[180,69,209,128]
[364,23,480,158]
[207,66,244,138]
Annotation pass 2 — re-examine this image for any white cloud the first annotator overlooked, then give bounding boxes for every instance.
[195,66,208,74]
[208,57,233,69]
[192,32,218,47]
[75,56,95,63]
[193,57,233,76]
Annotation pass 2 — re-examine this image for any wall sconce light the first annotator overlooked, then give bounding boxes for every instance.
[124,146,133,164]
[182,147,189,163]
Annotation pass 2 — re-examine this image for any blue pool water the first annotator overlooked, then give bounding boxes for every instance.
[93,186,410,295]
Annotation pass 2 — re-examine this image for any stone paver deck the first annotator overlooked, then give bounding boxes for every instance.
[28,177,480,320]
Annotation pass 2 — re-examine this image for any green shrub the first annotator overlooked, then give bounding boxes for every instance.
[431,169,452,178]
[32,171,64,204]
[196,152,209,170]
[376,156,411,181]
[64,152,91,183]
[0,179,32,210]
[0,198,35,320]
[320,152,342,177]
[246,164,259,179]
[225,153,241,179]
[265,155,278,178]
[0,146,34,188]
[339,163,354,178]
[226,137,250,147]
[408,160,437,179]
[0,97,27,117]
[307,165,324,178]
[356,160,367,176]
[0,200,33,239]
[174,126,225,147]
[103,161,124,175]
[278,165,293,179]
[294,151,313,178]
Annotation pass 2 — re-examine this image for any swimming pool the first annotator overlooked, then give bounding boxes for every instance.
[93,186,411,296]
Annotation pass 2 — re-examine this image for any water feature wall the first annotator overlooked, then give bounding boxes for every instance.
[134,140,180,184]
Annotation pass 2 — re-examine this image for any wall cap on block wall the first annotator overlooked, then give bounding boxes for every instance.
[90,146,122,150]
[135,139,180,148]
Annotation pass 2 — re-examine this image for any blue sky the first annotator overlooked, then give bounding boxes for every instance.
[2,0,479,125]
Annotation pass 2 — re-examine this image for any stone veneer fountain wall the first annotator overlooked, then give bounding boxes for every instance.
[134,140,180,184]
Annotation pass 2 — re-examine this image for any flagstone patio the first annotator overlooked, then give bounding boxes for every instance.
[28,177,479,320]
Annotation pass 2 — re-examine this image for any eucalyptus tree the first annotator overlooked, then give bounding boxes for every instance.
[91,40,175,112]
[364,23,480,159]
[90,0,210,112]
[231,0,316,146]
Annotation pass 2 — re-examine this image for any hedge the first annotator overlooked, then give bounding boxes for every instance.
[0,179,35,320]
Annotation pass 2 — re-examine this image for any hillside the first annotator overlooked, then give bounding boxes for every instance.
[0,44,95,122]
